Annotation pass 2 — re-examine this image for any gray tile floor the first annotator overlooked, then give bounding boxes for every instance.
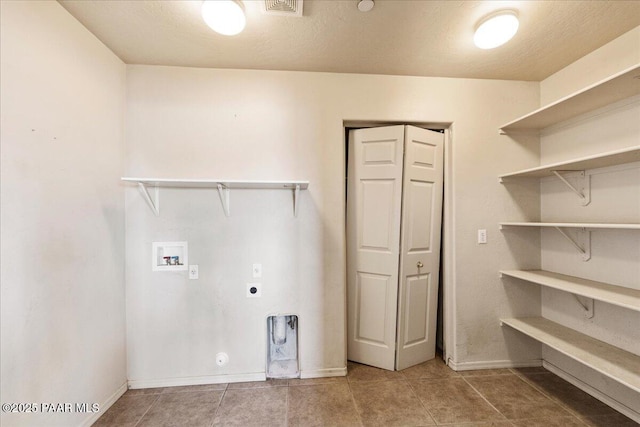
[94,357,638,426]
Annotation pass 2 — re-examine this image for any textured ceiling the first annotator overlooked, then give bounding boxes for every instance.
[59,0,640,81]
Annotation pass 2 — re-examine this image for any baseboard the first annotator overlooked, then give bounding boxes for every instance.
[128,372,266,389]
[80,381,127,427]
[300,367,347,379]
[447,358,542,371]
[543,361,640,424]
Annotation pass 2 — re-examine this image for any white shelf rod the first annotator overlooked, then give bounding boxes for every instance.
[554,227,591,261]
[138,183,159,217]
[551,171,590,206]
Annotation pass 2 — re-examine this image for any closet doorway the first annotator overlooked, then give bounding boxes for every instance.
[346,124,444,371]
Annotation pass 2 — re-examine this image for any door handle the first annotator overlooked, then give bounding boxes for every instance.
[416,261,423,268]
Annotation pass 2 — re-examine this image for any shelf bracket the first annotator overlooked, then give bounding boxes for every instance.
[217,184,230,217]
[572,294,595,319]
[553,227,591,261]
[138,183,159,216]
[293,184,300,217]
[551,171,590,206]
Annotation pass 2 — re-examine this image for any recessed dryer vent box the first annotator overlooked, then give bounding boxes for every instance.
[152,241,188,271]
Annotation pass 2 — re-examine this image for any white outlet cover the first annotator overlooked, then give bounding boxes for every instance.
[189,265,199,279]
[252,263,262,278]
[215,352,229,366]
[247,283,261,298]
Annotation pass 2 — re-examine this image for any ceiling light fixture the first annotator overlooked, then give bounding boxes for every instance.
[358,0,374,12]
[474,11,519,49]
[202,0,246,36]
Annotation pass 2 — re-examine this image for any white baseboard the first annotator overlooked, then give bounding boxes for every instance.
[447,358,542,371]
[80,382,127,427]
[127,368,347,389]
[543,361,640,424]
[300,367,347,379]
[128,372,266,389]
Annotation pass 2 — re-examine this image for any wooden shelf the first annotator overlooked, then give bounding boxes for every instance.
[499,146,640,180]
[500,270,640,312]
[499,64,640,133]
[121,177,309,217]
[499,222,640,230]
[500,317,640,393]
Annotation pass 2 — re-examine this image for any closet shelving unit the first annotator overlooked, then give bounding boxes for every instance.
[498,64,640,394]
[499,270,640,312]
[499,317,640,393]
[499,65,640,133]
[498,146,640,181]
[121,177,310,217]
[499,222,640,229]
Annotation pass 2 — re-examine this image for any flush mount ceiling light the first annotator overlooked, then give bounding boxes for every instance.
[358,0,374,12]
[474,11,519,49]
[202,0,246,36]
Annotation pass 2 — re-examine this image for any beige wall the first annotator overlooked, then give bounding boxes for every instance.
[124,65,541,385]
[534,27,640,419]
[0,1,127,426]
[539,100,640,418]
[540,26,640,105]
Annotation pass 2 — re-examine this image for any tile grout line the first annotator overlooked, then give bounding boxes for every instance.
[511,371,578,412]
[284,379,289,427]
[405,377,440,426]
[208,383,229,427]
[132,393,163,427]
[509,370,598,424]
[345,373,366,426]
[460,375,512,424]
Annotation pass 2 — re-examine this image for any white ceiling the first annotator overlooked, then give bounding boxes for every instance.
[59,0,640,81]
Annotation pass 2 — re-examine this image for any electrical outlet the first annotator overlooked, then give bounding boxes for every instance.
[189,265,199,279]
[247,283,261,298]
[252,263,262,278]
[477,229,487,244]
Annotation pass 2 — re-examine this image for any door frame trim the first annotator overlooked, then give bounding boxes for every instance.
[342,120,456,368]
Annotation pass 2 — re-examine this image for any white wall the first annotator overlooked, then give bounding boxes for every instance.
[540,26,640,105]
[124,65,541,385]
[538,29,640,418]
[539,100,640,417]
[0,2,127,426]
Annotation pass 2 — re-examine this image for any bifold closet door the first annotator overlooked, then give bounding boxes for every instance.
[347,125,444,371]
[395,125,444,370]
[347,125,405,371]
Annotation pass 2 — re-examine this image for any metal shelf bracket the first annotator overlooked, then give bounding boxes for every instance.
[217,184,230,217]
[551,170,590,206]
[293,184,300,217]
[553,227,591,261]
[138,183,159,216]
[572,294,595,318]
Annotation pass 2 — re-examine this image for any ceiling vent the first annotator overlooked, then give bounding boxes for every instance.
[262,0,303,17]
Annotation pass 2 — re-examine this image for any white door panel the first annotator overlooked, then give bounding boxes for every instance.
[405,180,434,252]
[396,126,444,370]
[347,126,404,371]
[360,179,397,251]
[347,125,443,371]
[403,273,430,346]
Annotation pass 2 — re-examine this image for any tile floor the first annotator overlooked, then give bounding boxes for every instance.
[94,358,638,426]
